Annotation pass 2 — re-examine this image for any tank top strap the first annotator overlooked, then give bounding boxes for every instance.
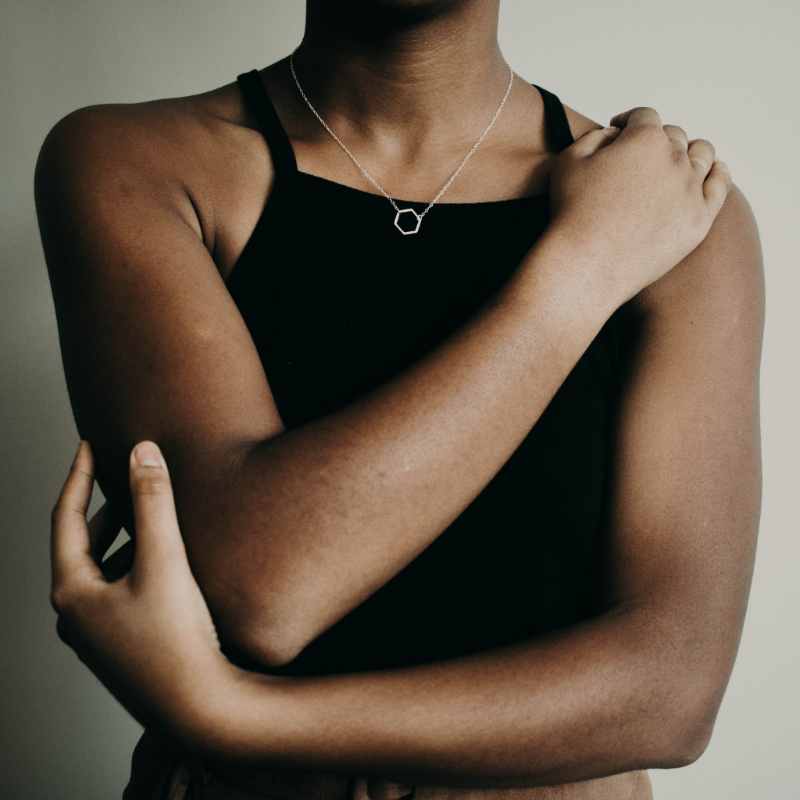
[237,70,298,176]
[532,85,575,153]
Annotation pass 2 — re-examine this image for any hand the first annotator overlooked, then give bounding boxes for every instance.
[547,107,733,302]
[50,440,234,741]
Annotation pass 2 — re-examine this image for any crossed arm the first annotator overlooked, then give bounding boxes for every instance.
[40,105,763,783]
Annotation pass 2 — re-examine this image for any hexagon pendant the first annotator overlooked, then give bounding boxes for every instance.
[394,208,422,235]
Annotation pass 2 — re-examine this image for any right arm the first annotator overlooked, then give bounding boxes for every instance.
[36,105,729,667]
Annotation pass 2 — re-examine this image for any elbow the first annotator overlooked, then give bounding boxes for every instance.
[651,674,722,770]
[658,710,716,769]
[208,587,317,670]
[224,613,309,670]
[617,611,732,771]
[184,525,321,670]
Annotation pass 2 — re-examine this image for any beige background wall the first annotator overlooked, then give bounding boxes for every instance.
[1,1,797,797]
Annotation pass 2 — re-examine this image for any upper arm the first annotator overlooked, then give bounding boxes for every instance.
[605,185,764,712]
[35,104,283,528]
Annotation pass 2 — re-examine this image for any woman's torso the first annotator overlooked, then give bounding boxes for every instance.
[222,69,632,677]
[124,64,649,800]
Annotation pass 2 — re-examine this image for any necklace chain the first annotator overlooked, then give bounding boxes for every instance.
[289,50,514,233]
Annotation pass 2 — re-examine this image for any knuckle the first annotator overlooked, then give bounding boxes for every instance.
[665,124,687,139]
[691,138,715,154]
[50,584,75,615]
[669,139,688,165]
[671,147,687,167]
[630,124,663,145]
[689,153,713,172]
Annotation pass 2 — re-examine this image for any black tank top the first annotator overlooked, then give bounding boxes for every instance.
[228,70,632,676]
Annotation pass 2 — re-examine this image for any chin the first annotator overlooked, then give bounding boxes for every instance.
[310,0,469,25]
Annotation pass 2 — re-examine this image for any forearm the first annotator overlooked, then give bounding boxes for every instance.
[189,605,711,787]
[44,111,729,669]
[174,232,619,664]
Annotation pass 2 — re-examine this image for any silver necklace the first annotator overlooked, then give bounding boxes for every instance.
[289,51,514,235]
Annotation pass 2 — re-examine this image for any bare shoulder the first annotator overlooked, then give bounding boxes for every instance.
[37,83,257,184]
[559,100,763,336]
[634,186,764,337]
[562,105,603,139]
[35,83,273,266]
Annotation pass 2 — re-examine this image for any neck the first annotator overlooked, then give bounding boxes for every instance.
[294,0,508,146]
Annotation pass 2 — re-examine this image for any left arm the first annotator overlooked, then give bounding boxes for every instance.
[52,187,764,786]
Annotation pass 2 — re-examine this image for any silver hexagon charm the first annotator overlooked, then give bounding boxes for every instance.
[394,208,422,235]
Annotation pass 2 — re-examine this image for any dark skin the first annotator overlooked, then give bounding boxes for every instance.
[40,0,763,790]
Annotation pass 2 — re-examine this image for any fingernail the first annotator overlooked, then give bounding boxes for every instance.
[603,126,620,136]
[134,441,164,469]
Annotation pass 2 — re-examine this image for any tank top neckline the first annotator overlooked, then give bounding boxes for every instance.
[292,169,549,218]
[236,69,574,218]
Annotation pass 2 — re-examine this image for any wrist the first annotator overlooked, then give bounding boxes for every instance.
[169,654,250,756]
[180,660,291,762]
[505,226,624,349]
[530,225,629,316]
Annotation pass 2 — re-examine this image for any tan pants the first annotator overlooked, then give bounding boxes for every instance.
[123,731,653,800]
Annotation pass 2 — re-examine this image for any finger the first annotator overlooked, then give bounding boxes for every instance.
[687,138,716,179]
[570,126,621,157]
[87,502,123,563]
[663,124,689,154]
[702,159,733,215]
[51,442,105,597]
[129,442,188,581]
[609,106,663,131]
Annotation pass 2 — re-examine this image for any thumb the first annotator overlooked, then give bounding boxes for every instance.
[129,441,187,581]
[570,126,620,157]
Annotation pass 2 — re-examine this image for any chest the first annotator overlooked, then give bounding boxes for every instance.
[230,180,568,427]
[220,74,629,674]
